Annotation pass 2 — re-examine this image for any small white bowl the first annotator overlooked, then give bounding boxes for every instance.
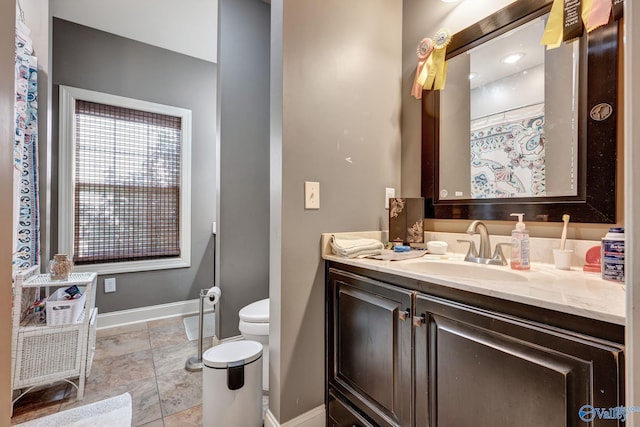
[427,241,448,255]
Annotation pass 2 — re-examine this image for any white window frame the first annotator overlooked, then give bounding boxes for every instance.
[58,85,191,274]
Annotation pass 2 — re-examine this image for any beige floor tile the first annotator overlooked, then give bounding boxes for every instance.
[58,378,161,427]
[94,329,151,360]
[148,315,186,330]
[152,338,218,376]
[149,322,189,349]
[138,419,165,427]
[153,340,199,376]
[156,369,202,418]
[85,349,155,392]
[163,404,202,426]
[127,378,163,427]
[59,377,161,427]
[97,322,148,339]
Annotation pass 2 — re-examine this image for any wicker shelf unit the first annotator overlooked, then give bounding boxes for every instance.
[11,266,98,407]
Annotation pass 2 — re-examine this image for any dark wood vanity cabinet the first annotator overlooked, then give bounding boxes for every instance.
[327,266,625,427]
[414,295,624,427]
[328,269,413,427]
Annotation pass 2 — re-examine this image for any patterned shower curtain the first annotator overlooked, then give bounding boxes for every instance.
[13,18,39,271]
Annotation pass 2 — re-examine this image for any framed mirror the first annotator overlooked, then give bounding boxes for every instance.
[421,0,620,223]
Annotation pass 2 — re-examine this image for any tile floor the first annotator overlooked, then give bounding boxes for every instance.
[10,315,266,426]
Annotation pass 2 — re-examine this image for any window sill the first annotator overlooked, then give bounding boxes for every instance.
[72,258,190,275]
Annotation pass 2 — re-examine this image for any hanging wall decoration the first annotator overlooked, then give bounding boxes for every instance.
[542,0,621,49]
[411,38,434,99]
[425,28,452,91]
[411,28,452,98]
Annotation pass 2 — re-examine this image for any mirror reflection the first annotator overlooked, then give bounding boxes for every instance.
[438,14,580,200]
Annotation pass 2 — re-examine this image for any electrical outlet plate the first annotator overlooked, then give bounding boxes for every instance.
[385,187,395,209]
[104,278,116,293]
[305,181,320,209]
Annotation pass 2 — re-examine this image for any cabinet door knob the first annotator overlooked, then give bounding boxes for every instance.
[399,308,411,321]
[413,314,426,327]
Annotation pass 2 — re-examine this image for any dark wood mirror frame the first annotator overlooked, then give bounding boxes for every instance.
[421,0,620,223]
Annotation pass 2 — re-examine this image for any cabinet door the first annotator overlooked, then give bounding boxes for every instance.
[414,294,624,427]
[328,391,376,427]
[328,269,413,427]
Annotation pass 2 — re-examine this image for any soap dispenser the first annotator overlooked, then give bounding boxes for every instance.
[510,213,530,270]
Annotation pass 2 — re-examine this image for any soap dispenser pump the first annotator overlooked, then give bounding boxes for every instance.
[510,213,530,270]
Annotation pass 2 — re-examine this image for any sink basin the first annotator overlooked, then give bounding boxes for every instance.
[402,261,529,282]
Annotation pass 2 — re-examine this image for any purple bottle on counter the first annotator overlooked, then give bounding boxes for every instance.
[602,227,624,282]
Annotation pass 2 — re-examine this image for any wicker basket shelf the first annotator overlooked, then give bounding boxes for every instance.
[11,266,97,409]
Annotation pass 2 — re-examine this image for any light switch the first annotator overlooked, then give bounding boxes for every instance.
[305,181,320,209]
[385,188,396,209]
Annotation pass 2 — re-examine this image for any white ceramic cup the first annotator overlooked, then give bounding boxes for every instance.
[553,249,574,270]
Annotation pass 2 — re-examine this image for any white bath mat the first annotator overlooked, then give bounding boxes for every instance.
[183,312,216,341]
[15,392,132,427]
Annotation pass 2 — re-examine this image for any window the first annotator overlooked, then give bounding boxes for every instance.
[59,86,191,274]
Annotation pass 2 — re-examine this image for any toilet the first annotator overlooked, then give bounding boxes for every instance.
[238,298,269,391]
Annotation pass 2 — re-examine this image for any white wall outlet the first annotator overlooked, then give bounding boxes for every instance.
[385,187,396,209]
[305,181,320,209]
[212,221,217,234]
[104,278,116,293]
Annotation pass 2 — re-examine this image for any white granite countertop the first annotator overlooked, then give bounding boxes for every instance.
[322,232,626,325]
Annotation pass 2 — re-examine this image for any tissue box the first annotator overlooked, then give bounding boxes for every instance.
[389,198,425,244]
[45,287,86,325]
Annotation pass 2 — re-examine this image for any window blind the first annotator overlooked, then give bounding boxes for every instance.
[73,100,182,264]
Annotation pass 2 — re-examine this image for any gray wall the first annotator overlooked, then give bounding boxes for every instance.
[52,18,217,313]
[217,0,271,338]
[270,0,402,423]
[1,0,16,422]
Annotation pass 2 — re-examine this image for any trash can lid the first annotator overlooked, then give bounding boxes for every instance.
[203,340,263,368]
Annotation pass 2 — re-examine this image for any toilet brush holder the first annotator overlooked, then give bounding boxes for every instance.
[185,289,210,372]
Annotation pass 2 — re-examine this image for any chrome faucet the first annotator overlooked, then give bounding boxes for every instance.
[467,220,492,259]
[457,220,508,266]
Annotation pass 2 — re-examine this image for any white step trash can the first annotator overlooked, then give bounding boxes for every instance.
[203,340,263,427]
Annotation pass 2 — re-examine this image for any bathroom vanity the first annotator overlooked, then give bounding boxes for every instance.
[324,247,625,427]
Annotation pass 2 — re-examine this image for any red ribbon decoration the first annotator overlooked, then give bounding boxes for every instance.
[411,38,434,100]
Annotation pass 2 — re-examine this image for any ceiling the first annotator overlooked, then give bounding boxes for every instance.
[52,0,219,63]
[467,15,547,88]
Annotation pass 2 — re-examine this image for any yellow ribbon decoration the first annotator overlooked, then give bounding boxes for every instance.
[423,55,437,90]
[541,0,564,49]
[424,28,452,91]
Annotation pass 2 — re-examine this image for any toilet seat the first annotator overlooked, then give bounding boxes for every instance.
[239,298,269,323]
[239,320,269,336]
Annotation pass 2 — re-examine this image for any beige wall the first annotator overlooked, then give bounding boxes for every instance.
[1,1,16,424]
[270,0,403,422]
[625,2,639,417]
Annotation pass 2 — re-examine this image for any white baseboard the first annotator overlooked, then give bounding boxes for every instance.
[264,405,325,427]
[96,299,213,330]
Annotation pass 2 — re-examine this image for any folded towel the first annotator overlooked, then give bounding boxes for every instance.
[330,234,384,258]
